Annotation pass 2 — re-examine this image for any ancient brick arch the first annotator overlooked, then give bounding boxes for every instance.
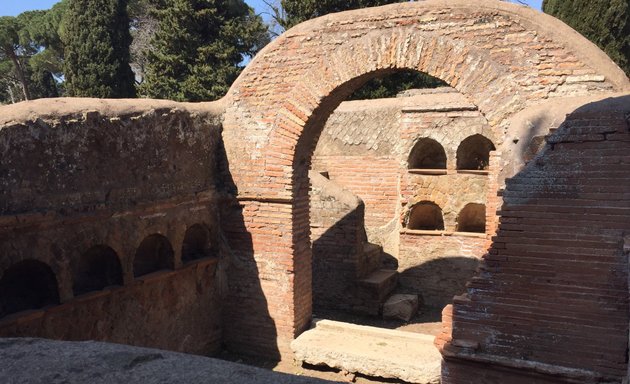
[222,0,629,357]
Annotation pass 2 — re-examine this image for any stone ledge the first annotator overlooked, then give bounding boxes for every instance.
[408,169,448,175]
[441,347,617,384]
[456,170,490,176]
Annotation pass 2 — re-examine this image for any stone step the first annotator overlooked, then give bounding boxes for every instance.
[357,269,398,303]
[291,319,440,384]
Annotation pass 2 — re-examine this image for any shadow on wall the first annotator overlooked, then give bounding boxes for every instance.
[216,135,280,361]
[312,207,366,312]
[400,256,480,309]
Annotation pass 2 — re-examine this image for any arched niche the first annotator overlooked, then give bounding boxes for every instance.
[457,203,486,233]
[407,202,445,230]
[0,260,60,318]
[73,245,123,296]
[408,138,447,170]
[133,234,174,278]
[181,224,215,263]
[456,134,496,171]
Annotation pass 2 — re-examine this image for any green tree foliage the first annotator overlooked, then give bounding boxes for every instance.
[0,16,33,100]
[543,0,629,77]
[348,70,446,100]
[139,0,269,102]
[17,6,67,99]
[63,0,136,98]
[278,0,405,30]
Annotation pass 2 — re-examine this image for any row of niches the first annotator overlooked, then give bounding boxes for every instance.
[408,134,495,173]
[0,224,217,319]
[404,202,486,234]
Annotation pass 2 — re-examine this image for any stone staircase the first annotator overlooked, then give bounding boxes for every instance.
[291,319,441,384]
[310,170,407,317]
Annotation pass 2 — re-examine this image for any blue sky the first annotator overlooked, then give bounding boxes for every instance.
[1,0,543,18]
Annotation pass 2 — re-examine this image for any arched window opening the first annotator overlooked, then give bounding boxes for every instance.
[0,260,60,318]
[457,203,486,233]
[73,246,123,296]
[408,138,447,170]
[133,234,174,278]
[182,224,214,263]
[407,202,445,230]
[456,134,496,170]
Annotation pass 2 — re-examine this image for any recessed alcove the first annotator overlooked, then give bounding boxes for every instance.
[133,234,175,278]
[456,203,486,233]
[182,224,215,263]
[408,138,447,174]
[73,245,123,296]
[407,202,445,231]
[0,260,60,318]
[456,134,495,171]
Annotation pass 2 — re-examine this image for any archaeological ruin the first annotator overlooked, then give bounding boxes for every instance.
[1,1,629,383]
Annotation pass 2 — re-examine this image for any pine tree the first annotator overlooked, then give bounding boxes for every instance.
[139,0,269,102]
[543,0,629,77]
[63,0,136,98]
[279,0,405,30]
[0,16,32,100]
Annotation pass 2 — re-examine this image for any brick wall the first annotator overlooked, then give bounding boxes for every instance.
[440,96,630,383]
[312,155,399,228]
[399,233,486,308]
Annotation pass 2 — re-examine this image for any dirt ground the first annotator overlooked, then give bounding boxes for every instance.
[218,306,444,383]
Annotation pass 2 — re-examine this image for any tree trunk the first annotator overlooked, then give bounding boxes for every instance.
[7,84,15,104]
[6,48,31,101]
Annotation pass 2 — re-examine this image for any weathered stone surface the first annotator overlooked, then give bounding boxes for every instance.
[383,294,418,322]
[0,338,334,384]
[291,320,440,384]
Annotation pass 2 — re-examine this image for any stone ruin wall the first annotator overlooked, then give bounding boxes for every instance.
[0,100,228,355]
[221,0,630,379]
[0,1,629,383]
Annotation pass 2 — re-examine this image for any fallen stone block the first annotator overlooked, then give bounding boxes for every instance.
[383,294,419,322]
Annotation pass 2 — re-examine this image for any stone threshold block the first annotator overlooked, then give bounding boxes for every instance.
[291,319,441,384]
